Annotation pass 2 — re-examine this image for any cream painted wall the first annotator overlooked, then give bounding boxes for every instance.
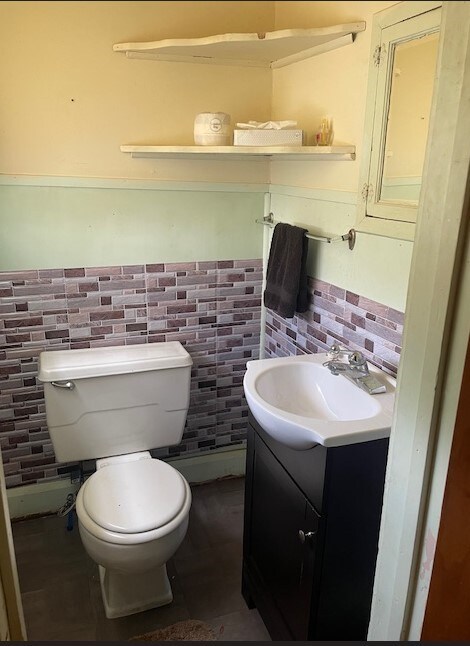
[270,2,413,311]
[0,0,411,307]
[269,1,412,310]
[0,1,273,182]
[271,1,399,190]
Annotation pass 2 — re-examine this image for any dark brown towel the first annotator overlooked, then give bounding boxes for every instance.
[264,222,309,318]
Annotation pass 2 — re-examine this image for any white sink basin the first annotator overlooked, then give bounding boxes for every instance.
[243,353,396,450]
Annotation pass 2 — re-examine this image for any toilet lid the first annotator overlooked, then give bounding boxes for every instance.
[81,459,187,534]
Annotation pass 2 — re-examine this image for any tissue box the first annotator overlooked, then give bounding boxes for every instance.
[233,129,304,146]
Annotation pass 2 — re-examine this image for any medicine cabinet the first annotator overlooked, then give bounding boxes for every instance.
[356,1,442,241]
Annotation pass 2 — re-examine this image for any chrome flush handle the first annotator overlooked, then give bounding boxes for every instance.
[51,380,75,390]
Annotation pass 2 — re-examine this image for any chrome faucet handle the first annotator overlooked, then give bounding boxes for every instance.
[328,343,349,357]
[348,351,366,366]
[348,351,369,374]
[329,343,366,362]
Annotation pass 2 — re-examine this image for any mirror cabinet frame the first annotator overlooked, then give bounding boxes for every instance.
[356,1,442,241]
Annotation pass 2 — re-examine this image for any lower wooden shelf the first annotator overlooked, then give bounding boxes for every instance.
[120,144,356,161]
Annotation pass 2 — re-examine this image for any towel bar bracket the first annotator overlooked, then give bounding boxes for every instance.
[342,228,356,251]
[256,213,356,251]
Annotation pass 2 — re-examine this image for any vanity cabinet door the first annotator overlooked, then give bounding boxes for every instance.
[243,418,389,640]
[249,432,320,640]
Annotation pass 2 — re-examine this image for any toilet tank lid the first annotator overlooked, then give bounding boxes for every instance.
[38,341,192,381]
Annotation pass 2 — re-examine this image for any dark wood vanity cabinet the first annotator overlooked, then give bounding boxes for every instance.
[242,414,389,641]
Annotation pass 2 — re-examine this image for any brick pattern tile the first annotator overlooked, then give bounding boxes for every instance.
[0,260,262,487]
[264,277,403,376]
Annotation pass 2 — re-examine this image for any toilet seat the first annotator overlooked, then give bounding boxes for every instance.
[76,458,191,546]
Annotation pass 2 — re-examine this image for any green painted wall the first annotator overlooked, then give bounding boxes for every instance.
[0,180,410,312]
[0,185,265,270]
[269,189,412,312]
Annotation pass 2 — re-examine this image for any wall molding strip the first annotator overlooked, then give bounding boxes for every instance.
[0,174,269,194]
[0,176,360,203]
[269,183,357,204]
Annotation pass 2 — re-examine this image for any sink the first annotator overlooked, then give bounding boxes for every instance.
[243,353,396,450]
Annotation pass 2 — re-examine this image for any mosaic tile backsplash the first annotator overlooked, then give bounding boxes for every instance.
[0,260,263,488]
[1,262,403,490]
[265,277,404,376]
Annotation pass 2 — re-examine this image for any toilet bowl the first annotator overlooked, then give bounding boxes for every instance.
[76,452,191,618]
[38,341,193,619]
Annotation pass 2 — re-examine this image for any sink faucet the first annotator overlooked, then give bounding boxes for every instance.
[323,344,386,394]
[323,344,369,377]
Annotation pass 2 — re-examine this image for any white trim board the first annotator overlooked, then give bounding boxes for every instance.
[0,175,268,194]
[269,184,356,204]
[7,447,246,520]
[168,446,246,485]
[0,176,359,205]
[368,3,470,639]
[7,479,80,521]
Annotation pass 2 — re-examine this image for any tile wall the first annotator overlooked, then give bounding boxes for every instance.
[1,266,404,490]
[0,260,263,488]
[265,277,404,376]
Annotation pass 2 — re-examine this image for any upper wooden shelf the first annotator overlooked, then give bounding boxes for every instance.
[120,145,356,161]
[113,23,366,69]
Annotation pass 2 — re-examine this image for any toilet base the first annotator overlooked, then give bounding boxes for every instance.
[99,564,173,619]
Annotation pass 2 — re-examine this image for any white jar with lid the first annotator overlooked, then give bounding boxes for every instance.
[194,112,231,145]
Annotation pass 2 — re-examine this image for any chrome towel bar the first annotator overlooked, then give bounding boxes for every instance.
[256,213,356,251]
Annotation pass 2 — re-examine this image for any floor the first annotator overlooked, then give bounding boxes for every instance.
[12,477,271,641]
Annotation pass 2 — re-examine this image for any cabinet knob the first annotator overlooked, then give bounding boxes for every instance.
[298,529,316,544]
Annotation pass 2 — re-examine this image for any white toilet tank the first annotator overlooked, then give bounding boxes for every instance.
[38,342,192,462]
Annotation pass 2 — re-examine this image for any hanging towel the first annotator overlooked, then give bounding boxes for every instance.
[264,222,309,318]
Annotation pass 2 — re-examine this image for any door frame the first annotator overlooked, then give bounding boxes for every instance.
[367,1,470,639]
[0,456,26,640]
[420,337,470,639]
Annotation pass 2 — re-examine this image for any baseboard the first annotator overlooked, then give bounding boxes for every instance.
[7,447,247,520]
[7,479,79,520]
[167,446,246,484]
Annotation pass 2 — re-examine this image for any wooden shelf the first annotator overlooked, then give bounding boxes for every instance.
[120,145,356,161]
[113,23,366,69]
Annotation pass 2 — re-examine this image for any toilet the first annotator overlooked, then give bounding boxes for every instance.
[38,341,193,619]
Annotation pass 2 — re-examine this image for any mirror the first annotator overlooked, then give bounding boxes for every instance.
[356,2,441,241]
[381,32,440,205]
